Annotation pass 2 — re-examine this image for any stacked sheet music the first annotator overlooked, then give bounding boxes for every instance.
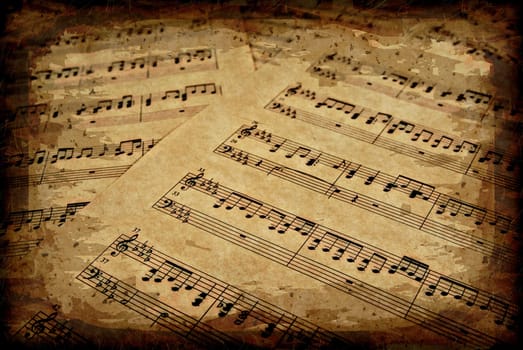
[1,3,520,349]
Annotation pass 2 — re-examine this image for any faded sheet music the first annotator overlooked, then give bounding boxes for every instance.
[1,2,520,349]
[1,21,254,243]
[1,16,255,341]
[21,58,520,348]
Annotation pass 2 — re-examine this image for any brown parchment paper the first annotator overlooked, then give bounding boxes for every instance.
[1,1,521,349]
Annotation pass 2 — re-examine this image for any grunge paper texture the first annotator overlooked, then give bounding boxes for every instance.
[1,1,520,349]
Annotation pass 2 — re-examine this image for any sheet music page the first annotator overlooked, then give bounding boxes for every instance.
[15,57,518,348]
[1,20,254,244]
[1,2,520,349]
[0,17,255,343]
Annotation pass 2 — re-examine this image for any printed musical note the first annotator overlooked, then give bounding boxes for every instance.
[222,126,518,242]
[142,260,193,291]
[77,234,349,348]
[357,253,387,273]
[154,173,516,346]
[425,277,480,307]
[388,256,429,282]
[383,175,435,200]
[267,86,519,191]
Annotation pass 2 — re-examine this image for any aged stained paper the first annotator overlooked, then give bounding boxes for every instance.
[1,13,256,346]
[13,59,518,348]
[1,2,521,349]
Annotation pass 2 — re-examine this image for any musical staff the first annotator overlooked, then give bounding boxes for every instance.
[0,239,42,258]
[265,84,520,191]
[152,173,515,347]
[1,202,89,234]
[3,137,162,188]
[211,125,516,265]
[4,83,220,128]
[234,124,518,237]
[161,172,518,318]
[2,8,519,349]
[7,165,131,188]
[45,22,165,55]
[77,233,351,349]
[306,52,518,122]
[30,48,216,91]
[1,138,159,168]
[12,311,89,346]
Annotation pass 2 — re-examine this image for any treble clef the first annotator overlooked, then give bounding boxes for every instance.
[111,234,138,257]
[284,83,302,96]
[180,172,204,190]
[28,312,58,337]
[238,124,257,139]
